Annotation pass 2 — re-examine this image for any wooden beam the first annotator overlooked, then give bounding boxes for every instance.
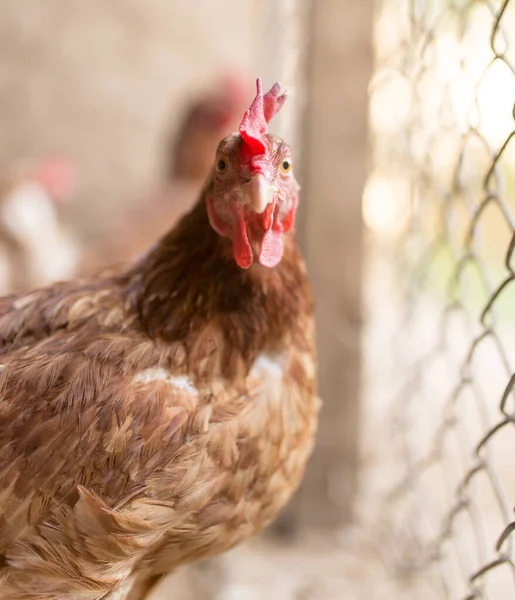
[274,0,373,532]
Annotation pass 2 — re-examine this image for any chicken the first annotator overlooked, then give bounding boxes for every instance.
[167,72,250,182]
[0,79,320,600]
[0,157,79,293]
[81,74,250,275]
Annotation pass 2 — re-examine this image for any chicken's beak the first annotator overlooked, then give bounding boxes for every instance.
[249,173,273,214]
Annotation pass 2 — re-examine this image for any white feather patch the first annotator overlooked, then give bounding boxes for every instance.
[249,353,284,380]
[133,367,198,395]
[248,353,285,401]
[106,576,135,600]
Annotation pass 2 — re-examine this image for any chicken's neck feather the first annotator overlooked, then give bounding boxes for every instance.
[130,192,313,369]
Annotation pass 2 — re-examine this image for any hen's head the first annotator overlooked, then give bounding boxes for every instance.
[33,156,77,205]
[171,73,249,181]
[206,78,299,270]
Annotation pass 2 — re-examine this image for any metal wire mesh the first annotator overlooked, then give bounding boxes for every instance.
[367,0,515,597]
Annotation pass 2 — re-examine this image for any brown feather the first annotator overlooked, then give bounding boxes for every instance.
[0,179,319,599]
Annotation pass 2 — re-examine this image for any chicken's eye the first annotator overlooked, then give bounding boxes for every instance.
[216,159,228,173]
[280,159,292,173]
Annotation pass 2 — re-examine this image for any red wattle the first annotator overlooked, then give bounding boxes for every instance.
[258,203,284,268]
[232,207,253,269]
[262,200,275,231]
[258,227,284,268]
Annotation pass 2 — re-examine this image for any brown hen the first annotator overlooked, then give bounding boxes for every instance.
[167,72,250,182]
[81,73,249,274]
[0,79,319,600]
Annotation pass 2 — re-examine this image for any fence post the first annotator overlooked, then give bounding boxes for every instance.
[275,0,373,532]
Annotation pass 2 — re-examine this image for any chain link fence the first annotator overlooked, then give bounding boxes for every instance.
[365,0,515,597]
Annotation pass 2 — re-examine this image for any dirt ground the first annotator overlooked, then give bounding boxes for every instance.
[151,528,437,600]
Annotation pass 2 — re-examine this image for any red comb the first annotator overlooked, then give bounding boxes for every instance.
[239,78,287,156]
[34,156,76,203]
[219,70,249,105]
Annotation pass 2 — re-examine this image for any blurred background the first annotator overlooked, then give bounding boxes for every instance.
[3,0,515,598]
